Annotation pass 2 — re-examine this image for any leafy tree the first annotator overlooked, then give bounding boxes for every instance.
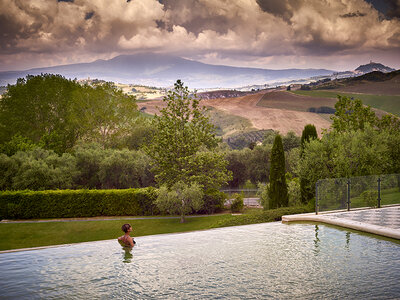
[0,74,138,153]
[156,181,203,222]
[0,134,38,156]
[98,149,154,189]
[247,145,270,184]
[146,80,231,189]
[268,135,288,208]
[11,148,78,190]
[0,74,81,152]
[300,124,318,150]
[331,95,376,132]
[0,153,18,190]
[73,82,138,147]
[298,125,394,202]
[282,131,301,152]
[122,117,156,150]
[225,149,249,187]
[72,143,108,189]
[287,177,301,207]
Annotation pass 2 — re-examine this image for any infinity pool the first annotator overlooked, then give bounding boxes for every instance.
[0,222,399,299]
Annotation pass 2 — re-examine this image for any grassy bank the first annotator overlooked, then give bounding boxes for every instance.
[0,206,311,251]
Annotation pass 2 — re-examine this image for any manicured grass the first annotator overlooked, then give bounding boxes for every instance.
[290,90,400,116]
[0,206,312,251]
[350,188,400,208]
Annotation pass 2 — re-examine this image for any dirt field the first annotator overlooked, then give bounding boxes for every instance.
[201,91,332,136]
[138,91,333,136]
[257,91,337,111]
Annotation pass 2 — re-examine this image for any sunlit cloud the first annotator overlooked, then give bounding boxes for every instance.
[0,0,399,71]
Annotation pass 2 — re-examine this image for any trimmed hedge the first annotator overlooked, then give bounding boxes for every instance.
[0,187,159,220]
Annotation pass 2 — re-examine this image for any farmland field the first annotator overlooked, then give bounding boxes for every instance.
[257,91,337,112]
[291,90,400,116]
[202,91,332,136]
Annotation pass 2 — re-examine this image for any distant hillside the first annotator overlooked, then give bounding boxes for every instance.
[299,70,400,95]
[0,53,334,89]
[198,90,256,100]
[355,62,395,74]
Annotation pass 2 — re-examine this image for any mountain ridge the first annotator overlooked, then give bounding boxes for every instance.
[0,53,334,88]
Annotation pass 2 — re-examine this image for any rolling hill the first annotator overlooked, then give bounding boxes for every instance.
[0,53,334,88]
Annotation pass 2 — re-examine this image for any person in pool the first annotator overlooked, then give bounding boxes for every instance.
[118,223,136,247]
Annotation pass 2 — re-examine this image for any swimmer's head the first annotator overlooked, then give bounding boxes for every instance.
[121,223,132,233]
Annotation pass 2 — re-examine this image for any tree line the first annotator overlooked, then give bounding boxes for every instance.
[1,74,400,220]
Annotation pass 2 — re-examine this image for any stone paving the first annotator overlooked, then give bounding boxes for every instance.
[282,205,400,240]
[324,206,400,229]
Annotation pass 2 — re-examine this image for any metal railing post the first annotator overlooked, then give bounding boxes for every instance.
[315,181,319,215]
[347,178,351,211]
[377,177,381,208]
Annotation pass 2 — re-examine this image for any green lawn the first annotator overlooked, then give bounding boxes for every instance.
[350,188,400,208]
[0,206,311,251]
[291,90,400,116]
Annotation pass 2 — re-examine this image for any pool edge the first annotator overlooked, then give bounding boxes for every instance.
[282,208,400,240]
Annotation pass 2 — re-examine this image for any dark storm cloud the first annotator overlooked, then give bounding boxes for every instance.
[340,11,367,18]
[85,11,94,20]
[255,0,301,22]
[386,0,400,18]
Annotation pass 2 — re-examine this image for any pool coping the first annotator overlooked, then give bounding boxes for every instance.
[282,205,400,240]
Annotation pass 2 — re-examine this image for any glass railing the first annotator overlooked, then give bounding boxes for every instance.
[316,174,400,213]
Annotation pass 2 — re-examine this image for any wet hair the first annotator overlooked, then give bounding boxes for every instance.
[121,223,131,233]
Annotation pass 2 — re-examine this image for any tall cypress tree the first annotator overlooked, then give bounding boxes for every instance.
[300,124,318,203]
[268,134,288,209]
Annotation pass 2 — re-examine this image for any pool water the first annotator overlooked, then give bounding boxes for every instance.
[0,222,399,299]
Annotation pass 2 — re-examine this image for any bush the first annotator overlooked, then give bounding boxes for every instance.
[200,188,227,214]
[287,178,302,207]
[0,187,158,220]
[155,181,203,223]
[361,189,378,207]
[0,154,18,190]
[11,149,78,190]
[230,193,244,213]
[257,183,270,210]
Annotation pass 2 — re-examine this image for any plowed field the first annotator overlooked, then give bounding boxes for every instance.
[138,90,333,136]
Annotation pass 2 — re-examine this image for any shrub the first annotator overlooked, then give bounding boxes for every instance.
[0,187,158,220]
[230,193,244,213]
[361,189,378,207]
[200,188,227,214]
[257,183,270,210]
[287,178,302,207]
[155,181,204,223]
[0,154,18,190]
[11,149,78,190]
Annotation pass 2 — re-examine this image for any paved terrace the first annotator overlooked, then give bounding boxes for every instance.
[282,205,400,240]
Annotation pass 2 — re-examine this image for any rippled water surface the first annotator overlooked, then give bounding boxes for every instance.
[0,222,399,299]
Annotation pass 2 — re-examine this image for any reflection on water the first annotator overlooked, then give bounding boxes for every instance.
[0,222,399,299]
[122,246,133,263]
[346,231,351,250]
[313,225,320,255]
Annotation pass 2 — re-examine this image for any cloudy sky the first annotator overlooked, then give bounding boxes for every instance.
[1,0,399,72]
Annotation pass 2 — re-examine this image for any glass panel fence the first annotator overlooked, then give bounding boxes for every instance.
[316,174,400,213]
